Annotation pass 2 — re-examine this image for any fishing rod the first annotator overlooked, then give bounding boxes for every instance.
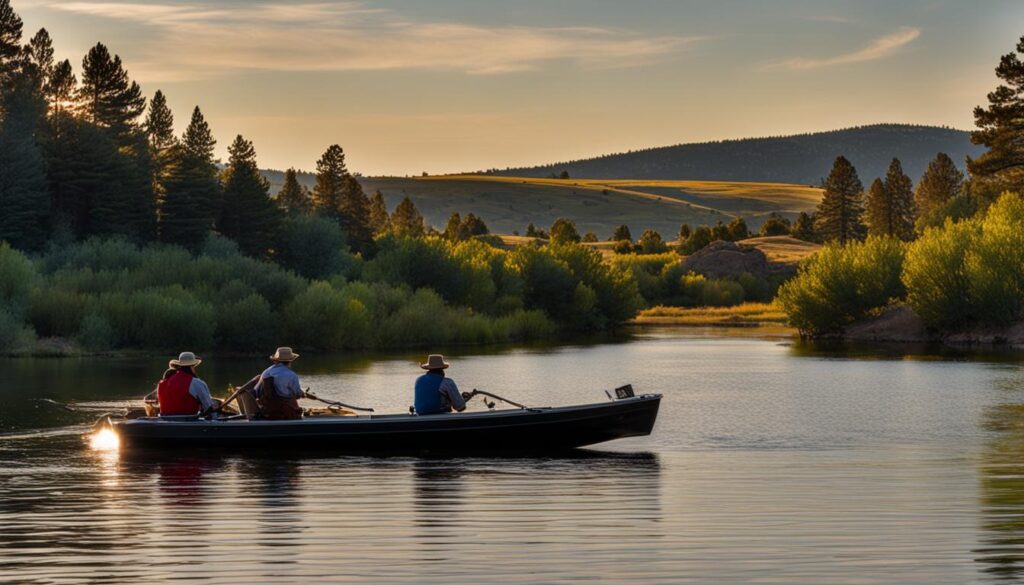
[303,389,375,413]
[464,389,534,410]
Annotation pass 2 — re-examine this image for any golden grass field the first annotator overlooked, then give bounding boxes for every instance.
[632,302,791,327]
[738,236,822,263]
[349,175,823,240]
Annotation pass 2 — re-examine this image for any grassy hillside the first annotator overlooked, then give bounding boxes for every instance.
[482,124,982,185]
[262,172,822,239]
[739,236,821,264]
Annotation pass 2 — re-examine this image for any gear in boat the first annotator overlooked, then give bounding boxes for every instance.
[96,350,662,452]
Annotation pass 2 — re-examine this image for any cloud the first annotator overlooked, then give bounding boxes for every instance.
[770,26,921,71]
[36,1,701,81]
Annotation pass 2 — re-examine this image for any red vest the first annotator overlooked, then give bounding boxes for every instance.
[157,371,201,415]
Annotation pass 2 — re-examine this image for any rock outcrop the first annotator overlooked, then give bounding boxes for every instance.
[681,240,771,279]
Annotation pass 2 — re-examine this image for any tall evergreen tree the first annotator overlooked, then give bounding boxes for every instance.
[312,144,347,220]
[79,43,145,141]
[970,35,1024,196]
[26,28,53,88]
[277,168,312,215]
[865,178,887,236]
[611,224,632,242]
[47,59,75,116]
[160,106,220,250]
[218,135,279,258]
[0,74,48,250]
[0,0,22,94]
[145,90,176,208]
[865,159,915,240]
[791,212,816,241]
[339,174,373,252]
[915,152,964,223]
[368,189,389,234]
[390,196,424,238]
[443,212,462,241]
[815,156,865,244]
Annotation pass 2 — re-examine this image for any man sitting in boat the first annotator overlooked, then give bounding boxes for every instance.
[157,352,219,415]
[414,354,468,415]
[237,347,305,420]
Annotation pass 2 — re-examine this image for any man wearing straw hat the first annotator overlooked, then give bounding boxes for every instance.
[157,351,218,415]
[237,347,305,420]
[414,354,467,415]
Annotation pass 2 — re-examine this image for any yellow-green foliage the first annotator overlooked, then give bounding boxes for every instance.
[903,192,1024,328]
[902,219,979,329]
[777,236,906,335]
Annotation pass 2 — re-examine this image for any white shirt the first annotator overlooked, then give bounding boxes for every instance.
[188,378,216,411]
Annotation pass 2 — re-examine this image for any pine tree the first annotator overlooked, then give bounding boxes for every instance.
[727,217,749,241]
[443,212,462,241]
[791,212,816,241]
[79,43,145,142]
[711,220,730,241]
[277,168,312,215]
[969,35,1024,195]
[390,196,424,238]
[368,189,389,234]
[339,174,373,252]
[0,75,48,250]
[884,158,915,240]
[312,144,347,221]
[160,106,220,251]
[26,28,53,88]
[218,135,279,258]
[915,152,964,224]
[612,225,632,242]
[678,224,691,242]
[0,0,22,92]
[865,160,915,240]
[815,156,865,244]
[865,178,887,236]
[145,90,176,163]
[47,59,75,116]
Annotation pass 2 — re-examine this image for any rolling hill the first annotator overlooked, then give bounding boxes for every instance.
[482,124,982,185]
[260,123,983,239]
[262,172,822,238]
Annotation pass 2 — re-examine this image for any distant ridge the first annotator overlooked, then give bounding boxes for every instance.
[482,124,983,185]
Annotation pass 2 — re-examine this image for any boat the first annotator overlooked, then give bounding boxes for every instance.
[103,391,661,452]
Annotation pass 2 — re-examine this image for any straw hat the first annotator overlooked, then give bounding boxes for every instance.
[420,354,450,370]
[270,347,299,362]
[169,351,202,367]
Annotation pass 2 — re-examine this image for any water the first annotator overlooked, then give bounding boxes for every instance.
[3,329,1024,583]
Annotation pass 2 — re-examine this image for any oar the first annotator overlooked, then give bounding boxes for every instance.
[303,389,374,412]
[214,384,247,413]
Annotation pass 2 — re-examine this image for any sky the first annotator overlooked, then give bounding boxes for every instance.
[13,0,1024,176]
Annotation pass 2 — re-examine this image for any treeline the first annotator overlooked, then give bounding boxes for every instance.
[0,1,433,258]
[778,34,1024,336]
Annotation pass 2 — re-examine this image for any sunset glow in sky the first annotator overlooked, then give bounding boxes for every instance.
[16,0,1024,175]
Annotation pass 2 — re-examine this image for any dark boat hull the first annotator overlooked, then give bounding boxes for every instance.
[112,394,661,452]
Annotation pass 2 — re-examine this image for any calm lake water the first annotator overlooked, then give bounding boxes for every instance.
[4,328,1024,583]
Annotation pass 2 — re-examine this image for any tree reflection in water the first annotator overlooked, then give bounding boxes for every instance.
[976,403,1024,580]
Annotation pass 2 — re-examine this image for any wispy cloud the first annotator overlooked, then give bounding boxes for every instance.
[770,26,921,71]
[35,1,702,81]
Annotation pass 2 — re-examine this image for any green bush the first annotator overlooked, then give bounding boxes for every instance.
[284,281,373,349]
[277,215,359,280]
[30,288,90,337]
[903,219,978,329]
[700,279,745,307]
[0,309,36,352]
[778,237,906,335]
[77,313,115,352]
[217,293,277,350]
[0,242,36,315]
[98,288,217,350]
[965,192,1024,324]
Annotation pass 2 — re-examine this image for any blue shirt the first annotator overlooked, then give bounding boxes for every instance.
[257,363,304,398]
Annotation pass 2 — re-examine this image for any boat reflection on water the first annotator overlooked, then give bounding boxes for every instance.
[976,402,1024,580]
